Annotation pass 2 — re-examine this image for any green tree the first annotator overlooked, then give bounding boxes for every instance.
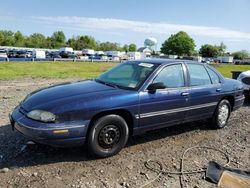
[97,42,121,51]
[232,50,249,60]
[75,35,97,50]
[122,44,129,52]
[128,43,137,52]
[0,30,15,46]
[51,31,66,48]
[217,42,227,56]
[199,44,220,57]
[14,31,25,47]
[161,31,196,56]
[191,50,199,56]
[25,33,47,48]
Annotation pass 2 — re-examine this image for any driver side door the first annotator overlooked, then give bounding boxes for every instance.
[138,63,190,130]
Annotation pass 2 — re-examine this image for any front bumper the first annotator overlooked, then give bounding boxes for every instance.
[9,106,90,147]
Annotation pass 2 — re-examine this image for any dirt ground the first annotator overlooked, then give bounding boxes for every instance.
[0,78,249,188]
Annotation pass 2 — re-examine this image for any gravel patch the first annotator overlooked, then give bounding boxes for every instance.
[0,78,249,188]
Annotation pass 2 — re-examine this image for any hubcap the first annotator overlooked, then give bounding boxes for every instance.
[218,104,229,125]
[98,125,120,149]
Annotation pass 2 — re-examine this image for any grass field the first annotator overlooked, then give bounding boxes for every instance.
[0,62,116,80]
[0,61,249,80]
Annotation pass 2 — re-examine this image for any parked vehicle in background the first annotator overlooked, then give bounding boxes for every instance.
[32,50,46,59]
[48,51,61,58]
[59,51,76,58]
[59,47,73,53]
[82,49,95,56]
[78,55,89,60]
[0,49,8,58]
[26,51,33,58]
[7,50,17,58]
[237,70,250,98]
[10,59,245,158]
[15,50,29,58]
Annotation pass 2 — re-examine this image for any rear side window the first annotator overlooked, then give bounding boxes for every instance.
[153,64,185,88]
[187,64,212,86]
[206,67,220,84]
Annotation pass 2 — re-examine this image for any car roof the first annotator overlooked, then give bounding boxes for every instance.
[130,58,199,65]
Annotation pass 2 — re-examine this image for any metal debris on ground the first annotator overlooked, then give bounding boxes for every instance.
[139,146,231,188]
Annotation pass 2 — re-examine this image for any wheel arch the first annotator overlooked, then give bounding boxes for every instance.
[87,109,135,137]
[220,95,235,110]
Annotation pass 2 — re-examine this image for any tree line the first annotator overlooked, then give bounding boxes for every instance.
[0,29,249,59]
[161,31,249,59]
[0,30,137,52]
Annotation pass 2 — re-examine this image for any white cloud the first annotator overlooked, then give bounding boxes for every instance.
[32,16,250,41]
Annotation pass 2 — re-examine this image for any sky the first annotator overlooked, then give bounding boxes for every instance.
[0,0,250,52]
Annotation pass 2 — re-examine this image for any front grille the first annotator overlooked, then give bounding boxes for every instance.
[242,77,250,85]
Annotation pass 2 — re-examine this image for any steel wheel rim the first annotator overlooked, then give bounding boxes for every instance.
[218,104,229,125]
[98,125,121,149]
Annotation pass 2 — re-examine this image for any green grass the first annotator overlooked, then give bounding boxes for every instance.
[0,61,116,80]
[0,61,250,80]
[215,64,250,78]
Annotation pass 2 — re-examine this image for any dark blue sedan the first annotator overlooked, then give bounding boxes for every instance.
[10,60,245,157]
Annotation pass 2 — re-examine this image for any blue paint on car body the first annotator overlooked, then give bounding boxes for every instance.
[10,59,245,147]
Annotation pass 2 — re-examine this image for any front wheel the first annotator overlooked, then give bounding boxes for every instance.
[211,99,231,129]
[87,115,129,158]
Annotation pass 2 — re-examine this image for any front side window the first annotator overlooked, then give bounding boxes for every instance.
[96,62,158,90]
[187,64,212,86]
[153,64,185,88]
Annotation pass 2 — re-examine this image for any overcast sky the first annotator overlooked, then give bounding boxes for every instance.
[0,0,250,52]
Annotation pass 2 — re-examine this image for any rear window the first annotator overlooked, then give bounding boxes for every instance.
[187,64,212,86]
[206,67,221,84]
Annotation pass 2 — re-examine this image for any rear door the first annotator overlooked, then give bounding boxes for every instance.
[138,63,190,130]
[184,63,221,121]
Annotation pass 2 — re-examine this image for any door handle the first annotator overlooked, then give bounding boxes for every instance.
[181,92,189,96]
[216,88,221,92]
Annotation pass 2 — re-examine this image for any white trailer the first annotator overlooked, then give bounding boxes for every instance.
[127,52,141,60]
[217,56,234,63]
[59,47,73,53]
[32,50,46,58]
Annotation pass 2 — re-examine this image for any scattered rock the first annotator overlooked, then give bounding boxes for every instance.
[173,163,177,169]
[3,96,12,99]
[1,168,9,173]
[127,164,133,170]
[120,182,130,188]
[32,172,38,177]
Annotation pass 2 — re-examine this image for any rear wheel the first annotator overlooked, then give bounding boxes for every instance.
[87,115,129,158]
[211,99,231,129]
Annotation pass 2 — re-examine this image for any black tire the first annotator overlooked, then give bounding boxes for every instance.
[211,99,231,129]
[87,114,129,158]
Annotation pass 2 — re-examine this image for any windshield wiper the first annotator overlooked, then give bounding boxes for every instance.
[95,79,118,89]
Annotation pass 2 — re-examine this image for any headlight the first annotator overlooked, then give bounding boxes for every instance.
[27,110,56,122]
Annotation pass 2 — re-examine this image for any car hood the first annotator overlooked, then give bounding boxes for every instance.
[21,80,116,111]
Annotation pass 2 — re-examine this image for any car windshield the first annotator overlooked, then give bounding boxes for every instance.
[96,62,158,90]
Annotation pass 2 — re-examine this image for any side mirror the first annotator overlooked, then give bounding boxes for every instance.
[147,82,166,92]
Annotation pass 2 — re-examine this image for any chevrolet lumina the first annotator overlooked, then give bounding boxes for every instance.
[9,60,245,157]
